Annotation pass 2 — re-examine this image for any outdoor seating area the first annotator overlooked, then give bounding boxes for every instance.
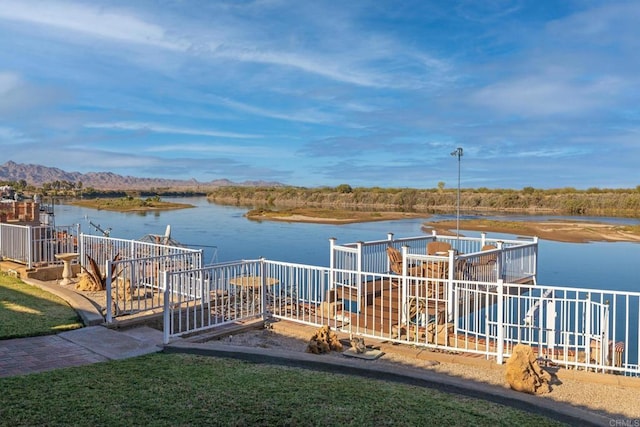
[427,241,452,255]
[3,221,639,377]
[386,246,423,276]
[386,242,453,280]
[229,275,279,313]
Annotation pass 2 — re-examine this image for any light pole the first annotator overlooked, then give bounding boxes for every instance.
[450,147,463,239]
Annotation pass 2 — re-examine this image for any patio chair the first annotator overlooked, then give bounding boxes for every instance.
[423,259,448,279]
[463,244,497,268]
[427,241,452,255]
[386,246,422,276]
[479,244,498,264]
[466,244,498,281]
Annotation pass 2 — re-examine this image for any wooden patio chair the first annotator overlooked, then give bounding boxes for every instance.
[464,244,498,281]
[478,244,498,265]
[386,246,403,274]
[386,246,422,276]
[423,260,448,279]
[427,241,452,255]
[454,257,470,280]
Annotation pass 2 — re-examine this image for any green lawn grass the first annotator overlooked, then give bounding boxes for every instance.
[0,273,564,426]
[0,352,563,426]
[0,272,82,339]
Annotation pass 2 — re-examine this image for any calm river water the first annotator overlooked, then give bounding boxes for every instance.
[53,197,640,293]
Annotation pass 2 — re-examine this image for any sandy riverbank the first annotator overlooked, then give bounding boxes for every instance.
[423,219,640,243]
[246,209,428,224]
[247,208,640,243]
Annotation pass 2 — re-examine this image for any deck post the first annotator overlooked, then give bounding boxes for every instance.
[533,236,539,285]
[401,245,409,324]
[79,233,85,272]
[447,249,455,321]
[496,279,505,365]
[387,233,394,274]
[546,298,556,357]
[480,232,486,248]
[585,294,592,367]
[496,241,504,281]
[27,225,33,269]
[329,238,336,293]
[162,270,170,344]
[260,258,268,320]
[105,259,113,324]
[356,242,363,313]
[602,302,610,372]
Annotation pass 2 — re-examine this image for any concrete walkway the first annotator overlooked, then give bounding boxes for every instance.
[1,261,164,378]
[0,326,164,378]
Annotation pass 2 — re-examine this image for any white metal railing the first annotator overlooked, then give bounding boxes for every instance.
[164,259,266,342]
[0,223,79,268]
[332,233,438,275]
[163,258,640,376]
[4,224,624,376]
[105,251,204,322]
[80,233,202,277]
[496,282,639,375]
[330,232,538,284]
[163,259,340,342]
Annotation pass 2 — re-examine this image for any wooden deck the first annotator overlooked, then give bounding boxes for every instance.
[329,278,450,337]
[319,278,624,369]
[328,276,531,342]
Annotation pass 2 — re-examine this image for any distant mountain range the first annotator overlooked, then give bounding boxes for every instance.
[0,161,282,190]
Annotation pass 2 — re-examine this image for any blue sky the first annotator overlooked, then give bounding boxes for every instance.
[0,1,638,189]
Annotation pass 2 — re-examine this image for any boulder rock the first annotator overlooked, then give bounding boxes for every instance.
[505,343,552,394]
[350,335,366,353]
[75,273,102,292]
[306,325,343,354]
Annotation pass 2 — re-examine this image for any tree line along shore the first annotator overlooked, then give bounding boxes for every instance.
[204,186,640,243]
[4,182,637,242]
[206,185,640,218]
[3,180,639,218]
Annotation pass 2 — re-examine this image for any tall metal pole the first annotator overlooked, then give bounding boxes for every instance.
[450,147,463,239]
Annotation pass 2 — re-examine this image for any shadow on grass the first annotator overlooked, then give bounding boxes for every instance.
[0,274,82,339]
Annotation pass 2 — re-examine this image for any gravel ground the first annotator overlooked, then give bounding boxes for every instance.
[57,274,640,421]
[211,324,640,421]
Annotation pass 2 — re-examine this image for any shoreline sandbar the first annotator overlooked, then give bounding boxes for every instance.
[423,219,640,243]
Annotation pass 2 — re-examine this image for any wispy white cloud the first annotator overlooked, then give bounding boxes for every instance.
[0,1,638,188]
[0,71,64,114]
[470,75,624,116]
[85,122,261,139]
[545,1,640,46]
[455,0,524,23]
[511,147,589,158]
[0,126,30,142]
[0,72,21,94]
[0,0,186,51]
[0,1,452,90]
[213,96,338,124]
[143,143,286,158]
[465,2,640,120]
[213,46,449,89]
